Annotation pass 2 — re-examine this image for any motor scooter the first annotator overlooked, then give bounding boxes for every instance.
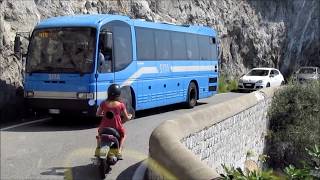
[92,127,120,179]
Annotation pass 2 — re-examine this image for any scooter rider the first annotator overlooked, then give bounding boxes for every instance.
[95,84,132,160]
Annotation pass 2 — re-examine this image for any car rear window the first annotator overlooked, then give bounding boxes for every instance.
[299,68,316,74]
[247,70,269,76]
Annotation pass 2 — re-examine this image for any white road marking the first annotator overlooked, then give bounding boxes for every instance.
[37,158,42,168]
[216,92,228,95]
[0,117,51,131]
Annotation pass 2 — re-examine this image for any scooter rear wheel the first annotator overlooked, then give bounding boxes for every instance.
[99,158,106,179]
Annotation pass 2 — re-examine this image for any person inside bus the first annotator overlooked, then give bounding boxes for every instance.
[98,38,112,72]
[95,84,132,160]
[98,50,111,72]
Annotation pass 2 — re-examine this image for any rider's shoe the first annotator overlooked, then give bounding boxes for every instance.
[94,147,100,157]
[116,152,123,160]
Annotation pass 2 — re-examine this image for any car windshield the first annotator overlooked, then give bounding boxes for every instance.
[247,69,269,76]
[26,27,96,74]
[298,68,316,74]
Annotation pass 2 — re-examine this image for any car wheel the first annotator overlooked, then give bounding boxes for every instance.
[266,83,270,87]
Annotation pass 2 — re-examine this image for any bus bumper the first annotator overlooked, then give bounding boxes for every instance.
[25,98,98,116]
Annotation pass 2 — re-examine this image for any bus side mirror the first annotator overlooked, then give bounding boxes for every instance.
[105,32,113,51]
[14,35,21,59]
[211,37,216,44]
[99,31,113,53]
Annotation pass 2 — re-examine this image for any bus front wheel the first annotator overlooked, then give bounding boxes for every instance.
[186,82,197,108]
[120,86,136,119]
[126,100,135,119]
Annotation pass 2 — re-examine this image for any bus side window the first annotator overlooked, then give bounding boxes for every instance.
[113,25,132,71]
[98,32,112,73]
[198,35,210,60]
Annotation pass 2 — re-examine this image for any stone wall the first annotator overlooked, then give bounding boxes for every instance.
[181,93,270,174]
[0,79,24,123]
[148,88,277,180]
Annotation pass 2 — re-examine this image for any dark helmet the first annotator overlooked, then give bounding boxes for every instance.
[107,84,121,98]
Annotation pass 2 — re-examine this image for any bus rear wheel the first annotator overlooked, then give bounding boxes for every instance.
[186,82,197,108]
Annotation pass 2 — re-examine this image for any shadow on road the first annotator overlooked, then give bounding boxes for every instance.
[2,102,207,132]
[135,102,207,119]
[2,116,100,132]
[40,161,145,180]
[117,161,145,180]
[40,164,100,180]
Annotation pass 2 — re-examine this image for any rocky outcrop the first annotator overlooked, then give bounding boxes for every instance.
[249,0,320,75]
[0,0,319,121]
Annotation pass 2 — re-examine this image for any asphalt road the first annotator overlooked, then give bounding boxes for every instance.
[1,92,244,180]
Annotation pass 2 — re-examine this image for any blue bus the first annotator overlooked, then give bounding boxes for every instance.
[24,14,219,116]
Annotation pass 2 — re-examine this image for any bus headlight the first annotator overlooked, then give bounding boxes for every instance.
[25,91,34,97]
[88,99,95,106]
[77,92,94,99]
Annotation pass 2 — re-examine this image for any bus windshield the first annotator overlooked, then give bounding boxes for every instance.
[26,27,96,74]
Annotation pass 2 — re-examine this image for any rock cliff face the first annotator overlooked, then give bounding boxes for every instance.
[0,0,319,121]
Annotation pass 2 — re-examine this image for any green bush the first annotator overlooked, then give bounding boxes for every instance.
[220,145,320,179]
[218,75,238,93]
[220,80,320,179]
[284,144,320,180]
[267,80,320,169]
[220,164,279,180]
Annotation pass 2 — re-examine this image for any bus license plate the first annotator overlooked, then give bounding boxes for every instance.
[49,109,60,114]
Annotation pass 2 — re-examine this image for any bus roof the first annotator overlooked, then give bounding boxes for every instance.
[35,14,129,29]
[35,14,216,36]
[133,19,216,36]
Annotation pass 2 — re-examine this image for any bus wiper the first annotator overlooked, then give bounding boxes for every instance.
[76,69,85,76]
[43,66,54,71]
[29,67,55,75]
[29,70,45,75]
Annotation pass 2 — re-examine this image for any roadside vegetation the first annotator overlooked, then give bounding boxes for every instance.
[221,145,319,179]
[218,74,238,93]
[267,80,320,169]
[221,80,320,179]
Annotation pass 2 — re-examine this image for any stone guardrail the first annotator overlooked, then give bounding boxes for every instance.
[148,87,278,180]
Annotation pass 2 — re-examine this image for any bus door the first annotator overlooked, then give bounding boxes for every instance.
[96,30,114,103]
[96,21,135,110]
[111,21,135,113]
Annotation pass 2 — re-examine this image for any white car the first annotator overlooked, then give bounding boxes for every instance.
[296,66,320,83]
[238,68,285,91]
